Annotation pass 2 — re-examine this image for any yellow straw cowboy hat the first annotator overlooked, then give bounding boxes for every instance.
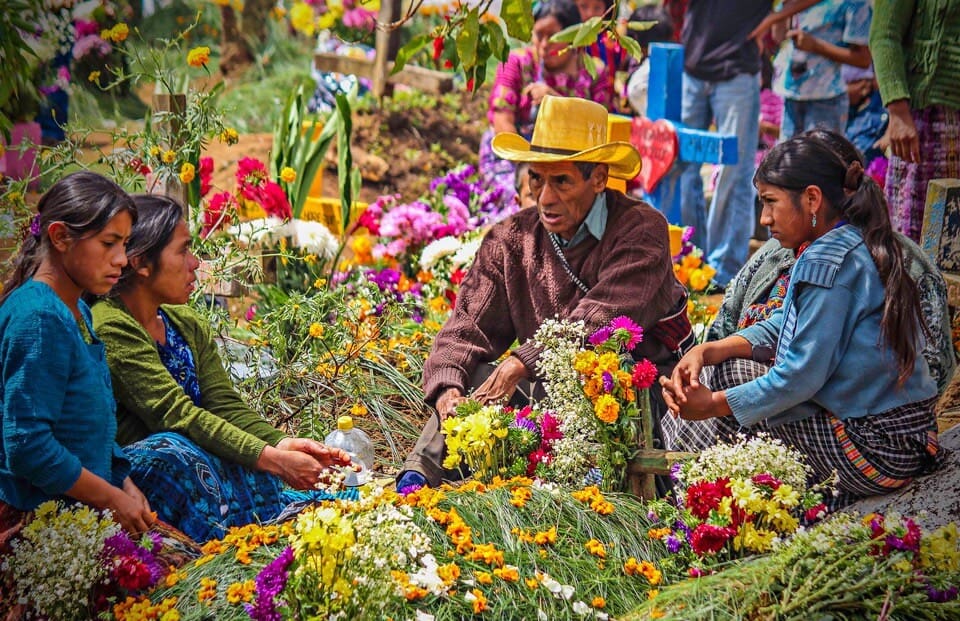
[491,95,642,180]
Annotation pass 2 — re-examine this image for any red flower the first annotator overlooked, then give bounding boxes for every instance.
[804,503,827,523]
[689,523,736,555]
[203,191,236,236]
[750,473,782,490]
[449,268,466,285]
[444,288,457,309]
[199,156,214,197]
[685,478,731,520]
[631,359,658,390]
[113,555,153,591]
[432,36,444,62]
[466,77,475,92]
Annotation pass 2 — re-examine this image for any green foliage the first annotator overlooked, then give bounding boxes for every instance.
[269,84,341,219]
[0,0,47,133]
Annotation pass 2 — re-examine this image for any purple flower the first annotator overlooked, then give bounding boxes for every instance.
[398,483,425,496]
[601,371,615,393]
[669,461,683,482]
[927,585,958,603]
[246,546,295,621]
[665,534,683,553]
[589,326,613,346]
[512,411,538,433]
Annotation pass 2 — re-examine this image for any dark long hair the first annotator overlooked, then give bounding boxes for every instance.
[755,135,921,386]
[110,194,186,295]
[0,171,136,307]
[534,0,582,29]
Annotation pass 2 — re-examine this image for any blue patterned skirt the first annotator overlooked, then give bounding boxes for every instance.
[125,432,358,542]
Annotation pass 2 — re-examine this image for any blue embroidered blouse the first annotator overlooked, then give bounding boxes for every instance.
[725,225,937,428]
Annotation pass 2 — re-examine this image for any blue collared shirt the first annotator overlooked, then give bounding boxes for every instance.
[552,193,607,249]
[725,225,936,427]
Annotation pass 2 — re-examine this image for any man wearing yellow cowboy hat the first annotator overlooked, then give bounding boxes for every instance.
[396,95,692,492]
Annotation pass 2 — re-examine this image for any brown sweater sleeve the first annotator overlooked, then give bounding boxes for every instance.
[421,226,518,405]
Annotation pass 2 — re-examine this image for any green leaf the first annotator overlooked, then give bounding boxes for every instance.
[551,22,581,44]
[484,20,508,62]
[393,33,431,74]
[627,20,657,33]
[500,0,534,41]
[572,18,605,49]
[335,93,354,231]
[618,35,644,63]
[456,9,480,70]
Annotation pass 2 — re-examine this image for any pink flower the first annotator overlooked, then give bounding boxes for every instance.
[609,316,643,350]
[750,473,781,490]
[540,411,562,444]
[631,359,658,390]
[199,156,214,197]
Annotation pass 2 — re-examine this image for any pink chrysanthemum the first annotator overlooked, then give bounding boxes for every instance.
[609,315,643,350]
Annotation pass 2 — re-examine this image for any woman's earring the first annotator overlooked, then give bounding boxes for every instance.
[812,213,818,228]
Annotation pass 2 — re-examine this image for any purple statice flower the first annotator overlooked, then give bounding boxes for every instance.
[246,546,295,621]
[589,326,613,346]
[927,585,959,603]
[102,531,164,586]
[411,310,424,324]
[665,533,683,553]
[398,483,424,496]
[674,519,692,540]
[601,371,615,393]
[669,461,683,482]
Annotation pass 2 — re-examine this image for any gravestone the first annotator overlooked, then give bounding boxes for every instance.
[920,178,960,306]
[638,43,738,225]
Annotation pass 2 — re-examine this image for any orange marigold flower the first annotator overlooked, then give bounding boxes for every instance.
[585,538,607,558]
[475,571,493,585]
[648,527,672,540]
[187,46,211,67]
[592,596,606,609]
[438,563,461,584]
[534,526,557,545]
[493,565,520,582]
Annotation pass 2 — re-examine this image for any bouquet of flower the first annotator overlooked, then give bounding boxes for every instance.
[1,501,168,619]
[670,225,719,340]
[644,434,829,575]
[629,512,960,620]
[441,402,545,483]
[533,316,659,492]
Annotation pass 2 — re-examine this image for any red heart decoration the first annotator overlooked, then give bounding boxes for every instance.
[630,117,678,194]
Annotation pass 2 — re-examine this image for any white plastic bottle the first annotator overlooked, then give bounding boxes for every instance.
[324,416,374,485]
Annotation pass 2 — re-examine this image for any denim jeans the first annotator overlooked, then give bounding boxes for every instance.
[781,93,848,139]
[678,71,760,287]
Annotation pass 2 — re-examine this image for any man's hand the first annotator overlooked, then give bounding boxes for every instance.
[471,356,529,407]
[787,29,820,54]
[436,387,467,420]
[886,100,920,163]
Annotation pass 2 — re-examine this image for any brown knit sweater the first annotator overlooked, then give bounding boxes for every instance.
[422,190,687,404]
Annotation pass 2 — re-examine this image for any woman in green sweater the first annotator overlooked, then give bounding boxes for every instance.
[869,0,960,243]
[92,195,351,542]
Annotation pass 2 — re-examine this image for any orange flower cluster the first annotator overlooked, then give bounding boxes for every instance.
[112,595,179,621]
[623,557,663,586]
[571,486,615,515]
[585,538,607,559]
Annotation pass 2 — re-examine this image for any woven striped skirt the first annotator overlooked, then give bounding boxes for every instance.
[661,358,943,508]
[884,104,960,243]
[125,432,358,543]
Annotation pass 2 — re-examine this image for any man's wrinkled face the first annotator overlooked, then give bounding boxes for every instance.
[528,161,608,241]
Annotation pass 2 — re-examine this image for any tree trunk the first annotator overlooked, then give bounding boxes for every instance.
[218,5,254,77]
[241,0,274,47]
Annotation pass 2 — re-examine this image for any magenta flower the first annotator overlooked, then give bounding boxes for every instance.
[589,326,613,346]
[609,315,644,350]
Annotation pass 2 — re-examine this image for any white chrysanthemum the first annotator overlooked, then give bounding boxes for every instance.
[291,219,338,257]
[419,236,462,270]
[227,217,290,246]
[450,237,482,267]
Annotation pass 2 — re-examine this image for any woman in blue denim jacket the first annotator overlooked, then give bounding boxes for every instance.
[660,135,944,508]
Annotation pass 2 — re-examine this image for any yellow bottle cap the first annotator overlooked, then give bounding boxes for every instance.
[337,415,353,431]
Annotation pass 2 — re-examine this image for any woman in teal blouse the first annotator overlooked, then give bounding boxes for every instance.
[92,195,351,542]
[0,171,153,536]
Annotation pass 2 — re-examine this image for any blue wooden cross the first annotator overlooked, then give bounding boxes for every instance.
[641,43,738,225]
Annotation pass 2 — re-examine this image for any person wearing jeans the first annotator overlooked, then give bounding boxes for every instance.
[678,72,761,288]
[677,0,771,289]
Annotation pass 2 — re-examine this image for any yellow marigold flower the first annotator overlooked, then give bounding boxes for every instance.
[594,393,620,424]
[639,560,662,585]
[187,46,211,68]
[309,322,324,338]
[179,162,196,184]
[197,577,218,601]
[226,580,255,604]
[161,610,181,621]
[429,296,450,314]
[592,596,606,609]
[509,486,532,508]
[350,402,367,417]
[88,70,101,82]
[289,2,316,35]
[494,565,520,582]
[466,588,488,614]
[648,527,672,540]
[688,268,712,291]
[438,562,461,584]
[162,150,176,164]
[475,570,493,584]
[585,538,607,558]
[525,577,539,589]
[149,145,161,158]
[534,526,557,545]
[280,166,297,183]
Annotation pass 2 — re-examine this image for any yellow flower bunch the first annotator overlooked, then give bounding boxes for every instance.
[100,23,129,43]
[623,557,662,585]
[440,404,509,478]
[920,523,960,572]
[571,486,615,515]
[112,595,180,621]
[673,251,717,292]
[290,505,356,598]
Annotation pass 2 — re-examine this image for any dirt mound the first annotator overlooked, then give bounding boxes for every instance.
[205,87,489,204]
